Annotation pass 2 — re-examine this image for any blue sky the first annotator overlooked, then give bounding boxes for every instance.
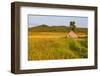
[28,15,88,28]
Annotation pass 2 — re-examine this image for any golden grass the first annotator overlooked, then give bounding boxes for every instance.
[28,32,88,60]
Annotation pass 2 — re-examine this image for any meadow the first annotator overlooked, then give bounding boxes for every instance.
[28,32,88,60]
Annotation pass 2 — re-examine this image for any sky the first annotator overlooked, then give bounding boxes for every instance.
[28,15,88,28]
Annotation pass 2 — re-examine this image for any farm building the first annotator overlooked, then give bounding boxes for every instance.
[67,31,78,38]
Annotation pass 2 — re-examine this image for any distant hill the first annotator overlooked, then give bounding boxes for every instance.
[28,24,88,33]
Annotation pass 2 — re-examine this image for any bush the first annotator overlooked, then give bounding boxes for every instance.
[69,39,80,51]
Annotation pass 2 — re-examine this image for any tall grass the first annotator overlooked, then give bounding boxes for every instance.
[28,36,88,60]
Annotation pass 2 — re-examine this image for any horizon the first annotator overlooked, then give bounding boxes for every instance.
[28,15,88,28]
[28,24,88,28]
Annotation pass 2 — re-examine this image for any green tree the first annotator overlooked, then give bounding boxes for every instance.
[70,21,76,32]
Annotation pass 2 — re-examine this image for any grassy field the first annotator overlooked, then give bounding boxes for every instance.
[28,32,88,60]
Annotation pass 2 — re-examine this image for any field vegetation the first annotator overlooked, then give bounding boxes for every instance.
[28,24,88,60]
